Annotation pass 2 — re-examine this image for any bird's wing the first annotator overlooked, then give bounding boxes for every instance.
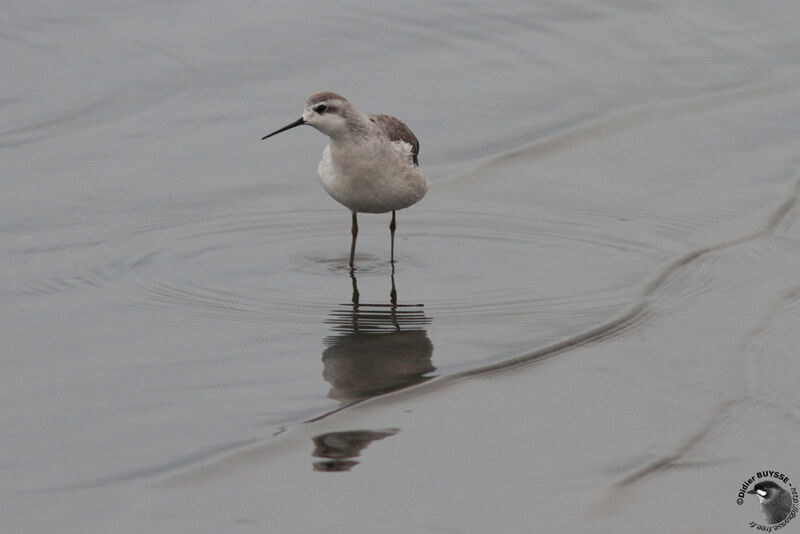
[369,113,420,166]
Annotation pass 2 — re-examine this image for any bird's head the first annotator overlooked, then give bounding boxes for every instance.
[747,481,785,503]
[262,91,358,142]
[301,91,354,137]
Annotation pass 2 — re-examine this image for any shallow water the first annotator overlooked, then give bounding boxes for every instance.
[3,1,800,531]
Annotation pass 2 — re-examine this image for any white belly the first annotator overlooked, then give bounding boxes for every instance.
[317,142,427,214]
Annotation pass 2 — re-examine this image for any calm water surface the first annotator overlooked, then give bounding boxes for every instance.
[3,1,800,531]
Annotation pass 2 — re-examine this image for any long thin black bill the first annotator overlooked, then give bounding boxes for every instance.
[261,117,305,140]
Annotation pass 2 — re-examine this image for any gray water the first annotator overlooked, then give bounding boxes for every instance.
[3,1,800,532]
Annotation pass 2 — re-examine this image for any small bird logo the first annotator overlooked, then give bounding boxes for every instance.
[747,480,793,525]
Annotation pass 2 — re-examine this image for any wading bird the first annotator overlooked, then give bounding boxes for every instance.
[262,91,427,268]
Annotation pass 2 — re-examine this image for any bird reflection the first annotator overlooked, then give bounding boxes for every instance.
[312,428,399,472]
[322,266,434,402]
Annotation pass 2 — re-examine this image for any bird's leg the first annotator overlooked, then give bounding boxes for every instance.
[349,211,358,268]
[389,210,397,264]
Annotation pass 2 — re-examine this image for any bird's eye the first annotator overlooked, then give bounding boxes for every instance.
[314,104,327,113]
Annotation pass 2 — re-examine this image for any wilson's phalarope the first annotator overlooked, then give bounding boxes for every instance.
[262,91,427,267]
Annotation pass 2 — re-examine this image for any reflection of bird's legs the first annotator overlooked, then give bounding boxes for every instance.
[349,269,360,332]
[349,211,358,267]
[350,269,359,306]
[389,210,396,264]
[390,260,397,306]
[390,262,399,329]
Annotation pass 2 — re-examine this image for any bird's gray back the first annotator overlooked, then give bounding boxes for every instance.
[369,114,420,166]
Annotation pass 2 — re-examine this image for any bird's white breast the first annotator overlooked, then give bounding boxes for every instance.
[317,139,427,214]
